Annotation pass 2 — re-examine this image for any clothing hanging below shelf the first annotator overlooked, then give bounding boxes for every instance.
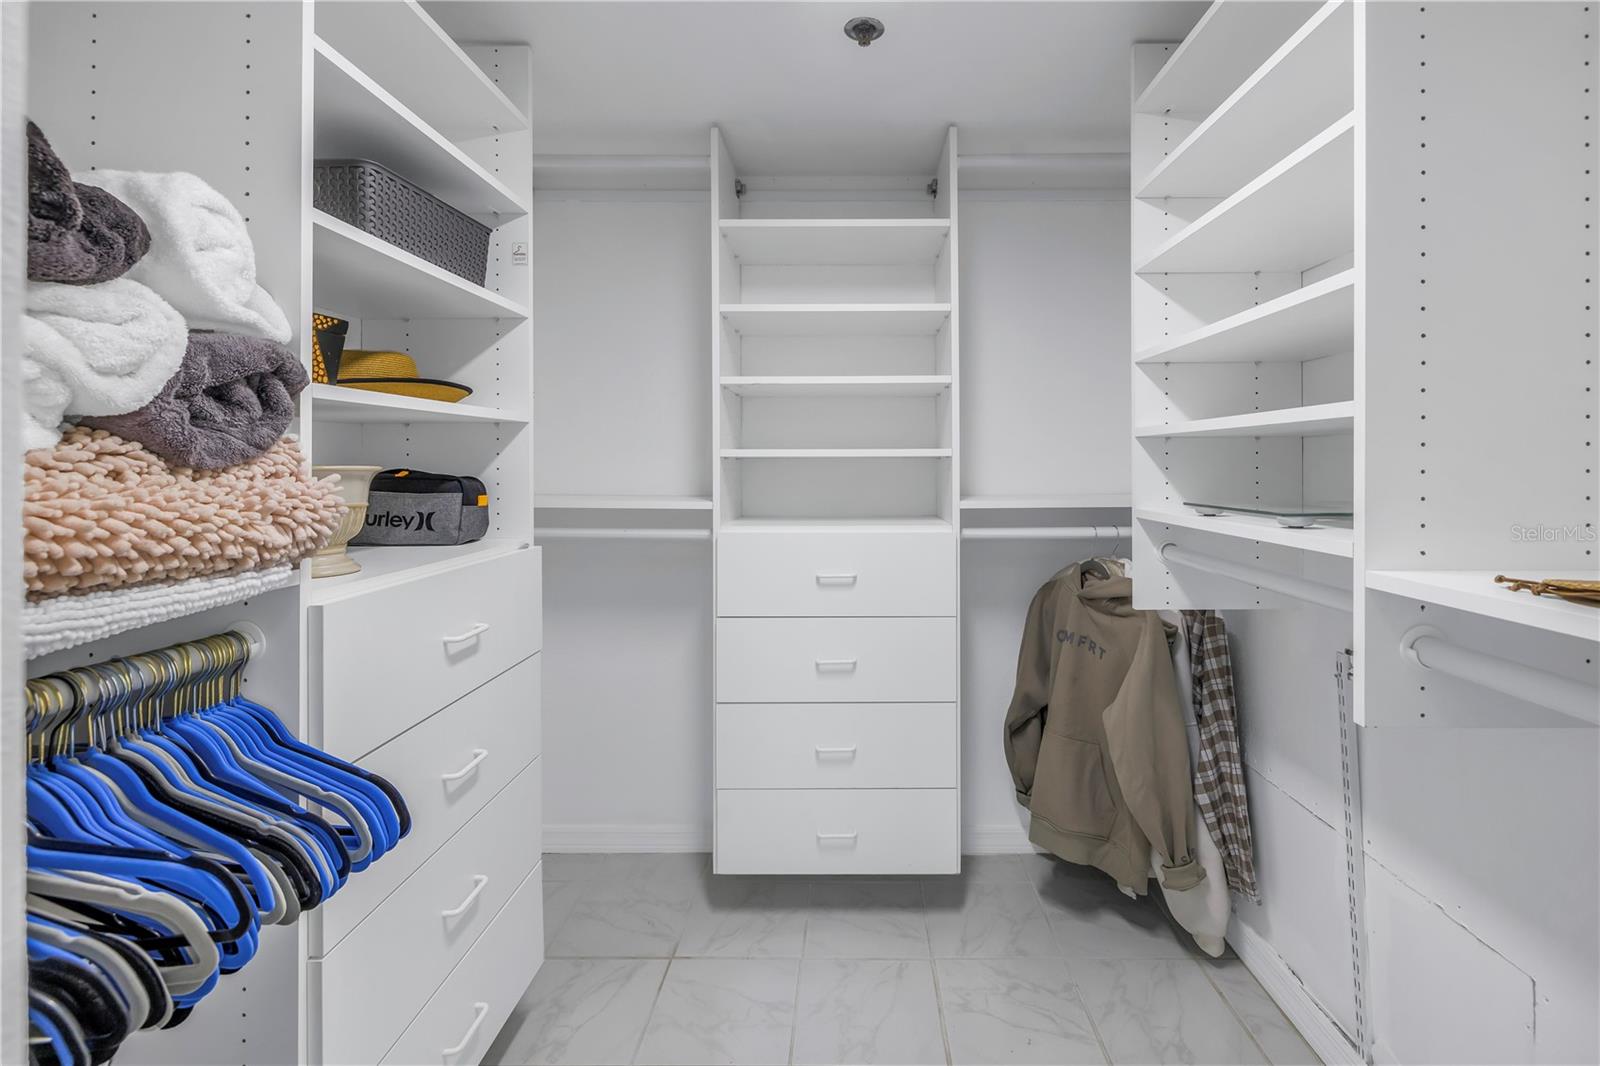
[23,628,410,1066]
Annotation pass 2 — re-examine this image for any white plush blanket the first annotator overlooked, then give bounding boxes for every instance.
[92,170,292,343]
[22,277,187,452]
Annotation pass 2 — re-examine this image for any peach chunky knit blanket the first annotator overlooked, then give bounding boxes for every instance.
[24,425,345,599]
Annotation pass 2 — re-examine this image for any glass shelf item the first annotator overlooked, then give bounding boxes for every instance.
[1183,501,1354,528]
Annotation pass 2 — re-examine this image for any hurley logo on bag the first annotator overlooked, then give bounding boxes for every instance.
[367,510,437,532]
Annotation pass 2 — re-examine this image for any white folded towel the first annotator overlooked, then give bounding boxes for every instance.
[23,278,187,452]
[91,170,292,343]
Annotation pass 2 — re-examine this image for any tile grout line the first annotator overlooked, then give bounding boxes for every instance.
[789,878,812,1066]
[1029,863,1115,1066]
[628,951,676,1066]
[920,882,955,1066]
[1197,958,1278,1065]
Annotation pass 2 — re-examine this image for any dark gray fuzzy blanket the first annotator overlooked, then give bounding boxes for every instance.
[79,331,309,470]
[28,121,150,284]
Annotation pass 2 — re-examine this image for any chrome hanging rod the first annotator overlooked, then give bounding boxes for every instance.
[1159,543,1351,612]
[535,528,711,541]
[961,525,1132,541]
[1400,625,1599,725]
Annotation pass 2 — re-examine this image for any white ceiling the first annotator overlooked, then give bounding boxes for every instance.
[427,1,1205,176]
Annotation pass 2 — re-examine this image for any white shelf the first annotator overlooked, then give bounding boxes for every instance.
[1367,571,1600,642]
[311,212,530,320]
[313,37,529,222]
[1138,508,1354,558]
[720,304,952,337]
[309,383,526,425]
[1136,114,1354,274]
[535,495,712,510]
[1134,0,1324,120]
[309,539,529,605]
[314,1,528,140]
[719,219,950,265]
[721,448,952,459]
[721,375,952,398]
[1135,271,1355,365]
[1138,1,1353,199]
[1136,401,1354,439]
[961,494,1132,510]
[721,517,954,534]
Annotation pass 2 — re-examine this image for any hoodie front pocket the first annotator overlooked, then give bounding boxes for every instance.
[1031,733,1117,840]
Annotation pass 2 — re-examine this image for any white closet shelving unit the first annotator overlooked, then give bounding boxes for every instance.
[1133,3,1597,1062]
[711,127,962,875]
[15,4,545,1065]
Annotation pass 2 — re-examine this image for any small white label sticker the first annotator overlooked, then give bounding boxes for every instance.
[511,242,529,266]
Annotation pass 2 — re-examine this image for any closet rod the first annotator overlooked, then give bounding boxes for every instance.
[1400,625,1600,725]
[535,528,710,541]
[962,525,1132,540]
[1159,543,1350,612]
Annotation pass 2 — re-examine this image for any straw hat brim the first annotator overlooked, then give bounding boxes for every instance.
[336,378,473,404]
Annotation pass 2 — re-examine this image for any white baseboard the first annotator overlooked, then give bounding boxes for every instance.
[543,824,710,852]
[1229,918,1364,1066]
[542,823,1038,856]
[962,823,1036,854]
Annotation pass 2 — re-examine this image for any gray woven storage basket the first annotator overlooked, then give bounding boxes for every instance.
[314,158,490,286]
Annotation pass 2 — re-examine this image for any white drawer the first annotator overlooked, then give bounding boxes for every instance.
[382,862,545,1066]
[311,655,542,956]
[717,530,956,617]
[716,617,958,703]
[314,760,542,1066]
[716,789,959,875]
[313,545,542,760]
[716,703,957,789]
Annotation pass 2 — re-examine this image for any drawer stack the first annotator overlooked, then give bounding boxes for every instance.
[307,545,544,1066]
[714,530,960,874]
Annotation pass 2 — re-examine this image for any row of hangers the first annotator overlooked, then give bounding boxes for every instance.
[24,628,410,1066]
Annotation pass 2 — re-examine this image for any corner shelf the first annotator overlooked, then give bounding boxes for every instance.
[1134,271,1354,365]
[721,448,953,459]
[535,495,712,510]
[1133,0,1324,120]
[961,494,1132,510]
[1136,400,1355,439]
[1135,114,1354,274]
[721,375,951,398]
[308,539,530,606]
[313,37,530,222]
[311,212,530,321]
[1137,508,1354,558]
[719,219,950,265]
[1137,0,1353,199]
[313,1,528,141]
[308,383,527,425]
[720,304,952,337]
[1367,570,1600,642]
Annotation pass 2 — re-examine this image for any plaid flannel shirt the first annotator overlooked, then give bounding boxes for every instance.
[1182,610,1259,899]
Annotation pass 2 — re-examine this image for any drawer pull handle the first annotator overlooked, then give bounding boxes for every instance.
[815,745,858,758]
[441,749,490,783]
[816,831,859,844]
[815,572,859,586]
[442,1002,490,1059]
[814,659,858,672]
[441,875,490,919]
[442,622,491,646]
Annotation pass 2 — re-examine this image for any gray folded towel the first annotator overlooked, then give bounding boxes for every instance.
[79,331,309,470]
[28,121,151,284]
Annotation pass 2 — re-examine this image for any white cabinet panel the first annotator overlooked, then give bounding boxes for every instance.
[717,529,956,616]
[314,546,542,760]
[716,788,959,875]
[716,617,958,703]
[313,655,542,955]
[716,703,957,789]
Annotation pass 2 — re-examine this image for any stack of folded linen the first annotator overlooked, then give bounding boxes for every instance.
[21,121,342,604]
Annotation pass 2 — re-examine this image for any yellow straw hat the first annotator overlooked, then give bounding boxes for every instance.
[335,350,473,404]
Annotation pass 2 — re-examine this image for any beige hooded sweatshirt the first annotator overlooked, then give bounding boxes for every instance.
[1004,563,1205,895]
